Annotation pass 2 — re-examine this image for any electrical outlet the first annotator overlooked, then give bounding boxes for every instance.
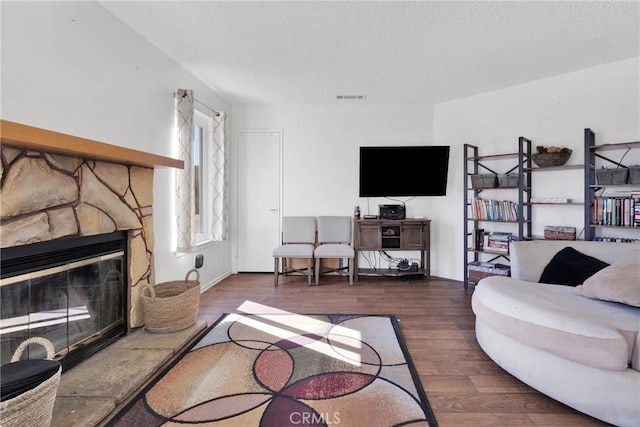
[195,254,204,269]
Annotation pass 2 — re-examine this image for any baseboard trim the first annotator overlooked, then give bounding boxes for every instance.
[200,271,232,293]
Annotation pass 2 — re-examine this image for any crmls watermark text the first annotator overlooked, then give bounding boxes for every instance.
[290,411,341,425]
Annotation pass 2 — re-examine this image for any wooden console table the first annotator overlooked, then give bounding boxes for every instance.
[353,218,431,281]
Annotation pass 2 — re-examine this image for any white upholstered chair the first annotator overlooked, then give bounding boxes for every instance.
[273,216,316,286]
[314,216,355,285]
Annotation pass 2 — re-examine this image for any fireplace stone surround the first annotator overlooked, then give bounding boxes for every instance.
[0,120,184,365]
[1,146,154,328]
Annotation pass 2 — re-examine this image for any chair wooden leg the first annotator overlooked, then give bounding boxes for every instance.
[273,258,279,287]
[315,258,321,286]
[348,258,354,285]
[307,258,313,286]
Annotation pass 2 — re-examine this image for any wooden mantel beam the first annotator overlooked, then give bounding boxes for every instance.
[0,119,184,169]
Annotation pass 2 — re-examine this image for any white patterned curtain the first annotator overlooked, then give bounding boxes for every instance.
[210,111,229,241]
[175,89,196,252]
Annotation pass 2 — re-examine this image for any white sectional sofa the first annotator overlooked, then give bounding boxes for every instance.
[471,240,640,427]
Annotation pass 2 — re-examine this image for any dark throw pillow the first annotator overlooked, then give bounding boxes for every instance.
[539,247,609,286]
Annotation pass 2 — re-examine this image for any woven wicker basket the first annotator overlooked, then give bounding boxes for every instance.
[532,149,572,167]
[0,337,61,427]
[141,269,201,333]
[544,226,576,240]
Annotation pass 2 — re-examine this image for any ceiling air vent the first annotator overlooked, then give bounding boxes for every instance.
[336,94,366,100]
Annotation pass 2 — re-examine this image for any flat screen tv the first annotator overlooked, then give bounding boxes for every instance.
[359,146,450,197]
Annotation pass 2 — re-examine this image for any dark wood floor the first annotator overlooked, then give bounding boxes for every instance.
[198,273,608,427]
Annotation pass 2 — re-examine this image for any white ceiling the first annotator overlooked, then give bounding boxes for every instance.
[100,1,639,105]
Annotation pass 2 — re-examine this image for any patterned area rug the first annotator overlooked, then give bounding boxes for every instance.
[109,313,438,426]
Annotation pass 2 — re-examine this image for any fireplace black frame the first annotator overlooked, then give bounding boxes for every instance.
[1,231,129,370]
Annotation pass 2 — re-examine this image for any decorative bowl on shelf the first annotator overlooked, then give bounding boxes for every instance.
[531,146,572,168]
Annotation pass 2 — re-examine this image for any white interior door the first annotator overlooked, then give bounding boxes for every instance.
[237,130,281,272]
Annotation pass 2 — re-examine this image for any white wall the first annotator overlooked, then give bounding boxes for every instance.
[231,104,441,272]
[434,57,640,281]
[3,1,637,285]
[233,57,640,282]
[1,1,233,287]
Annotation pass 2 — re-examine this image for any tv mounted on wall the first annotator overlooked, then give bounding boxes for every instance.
[359,146,450,197]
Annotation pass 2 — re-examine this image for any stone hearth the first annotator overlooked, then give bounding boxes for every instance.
[51,321,207,427]
[1,147,154,328]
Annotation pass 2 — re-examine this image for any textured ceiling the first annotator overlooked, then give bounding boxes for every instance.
[100,1,639,105]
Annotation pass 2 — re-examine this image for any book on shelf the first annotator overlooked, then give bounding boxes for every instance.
[592,237,640,243]
[471,228,485,250]
[634,193,640,227]
[471,198,520,222]
[486,232,516,253]
[530,198,572,204]
[592,196,640,227]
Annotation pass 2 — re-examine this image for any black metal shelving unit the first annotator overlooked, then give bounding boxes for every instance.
[584,128,640,241]
[464,129,639,288]
[463,138,531,289]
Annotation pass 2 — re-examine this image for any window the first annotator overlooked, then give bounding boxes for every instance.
[175,89,228,253]
[193,109,213,244]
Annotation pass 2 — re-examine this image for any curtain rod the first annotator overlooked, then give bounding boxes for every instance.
[195,99,221,117]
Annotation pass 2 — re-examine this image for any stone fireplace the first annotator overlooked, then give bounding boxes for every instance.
[1,231,128,369]
[0,120,183,367]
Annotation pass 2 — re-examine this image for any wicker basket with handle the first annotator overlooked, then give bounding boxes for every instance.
[0,337,62,427]
[141,269,201,333]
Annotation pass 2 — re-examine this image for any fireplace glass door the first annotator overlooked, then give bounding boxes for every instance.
[1,234,126,367]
